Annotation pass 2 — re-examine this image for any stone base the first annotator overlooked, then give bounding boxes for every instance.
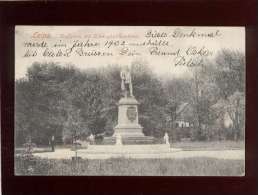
[114,96,144,138]
[85,144,175,154]
[103,135,159,145]
[122,136,156,145]
[114,125,144,138]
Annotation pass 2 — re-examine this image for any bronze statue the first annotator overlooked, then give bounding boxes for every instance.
[120,66,133,97]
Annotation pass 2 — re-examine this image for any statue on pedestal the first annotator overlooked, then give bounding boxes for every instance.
[120,66,133,98]
[114,65,144,138]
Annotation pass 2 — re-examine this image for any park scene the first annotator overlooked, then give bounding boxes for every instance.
[14,26,245,176]
[15,49,245,176]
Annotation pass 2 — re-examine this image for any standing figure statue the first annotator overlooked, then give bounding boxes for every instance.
[120,66,133,97]
[88,133,94,144]
[116,133,122,145]
[164,132,170,146]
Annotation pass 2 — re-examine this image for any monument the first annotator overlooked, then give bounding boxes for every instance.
[113,66,144,138]
[83,65,179,155]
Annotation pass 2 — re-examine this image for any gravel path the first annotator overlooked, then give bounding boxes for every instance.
[33,148,245,160]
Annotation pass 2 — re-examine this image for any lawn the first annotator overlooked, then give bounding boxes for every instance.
[172,140,244,150]
[15,156,244,176]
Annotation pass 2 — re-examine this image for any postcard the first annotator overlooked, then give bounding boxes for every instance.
[14,26,245,176]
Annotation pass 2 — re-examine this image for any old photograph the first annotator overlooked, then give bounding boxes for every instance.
[14,26,245,176]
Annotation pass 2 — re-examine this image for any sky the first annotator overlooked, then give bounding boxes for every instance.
[15,26,245,79]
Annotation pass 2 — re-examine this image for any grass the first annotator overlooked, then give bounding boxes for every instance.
[172,140,244,150]
[15,145,73,154]
[15,156,244,176]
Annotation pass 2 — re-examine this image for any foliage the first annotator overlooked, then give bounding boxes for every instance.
[131,60,168,137]
[214,49,245,98]
[21,137,37,158]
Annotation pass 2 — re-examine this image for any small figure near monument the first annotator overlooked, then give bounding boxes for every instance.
[116,133,122,145]
[88,133,94,144]
[120,66,133,98]
[164,132,170,146]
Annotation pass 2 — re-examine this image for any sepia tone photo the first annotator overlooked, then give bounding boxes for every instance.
[14,26,245,176]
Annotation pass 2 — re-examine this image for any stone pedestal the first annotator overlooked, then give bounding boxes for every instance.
[114,96,144,138]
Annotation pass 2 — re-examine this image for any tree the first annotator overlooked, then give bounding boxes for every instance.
[227,91,245,140]
[187,59,221,140]
[16,63,78,145]
[63,107,85,144]
[15,79,33,146]
[163,77,193,127]
[214,49,245,99]
[210,49,245,140]
[130,60,168,137]
[98,65,122,136]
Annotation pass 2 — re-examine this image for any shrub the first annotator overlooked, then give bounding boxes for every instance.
[94,135,104,144]
[15,156,52,175]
